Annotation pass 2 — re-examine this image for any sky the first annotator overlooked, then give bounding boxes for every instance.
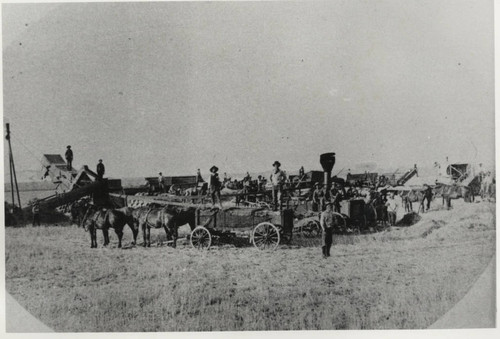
[2,0,495,181]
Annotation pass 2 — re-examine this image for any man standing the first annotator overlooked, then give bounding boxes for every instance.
[32,200,41,226]
[332,186,343,213]
[386,192,398,226]
[158,172,164,193]
[96,159,105,180]
[321,184,331,211]
[299,166,305,178]
[311,183,322,212]
[423,185,433,212]
[270,161,286,211]
[65,145,73,171]
[209,166,223,209]
[196,169,204,185]
[320,202,335,258]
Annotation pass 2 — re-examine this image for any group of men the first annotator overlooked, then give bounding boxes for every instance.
[64,145,106,180]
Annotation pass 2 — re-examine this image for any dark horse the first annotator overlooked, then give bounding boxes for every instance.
[82,205,138,248]
[132,205,202,248]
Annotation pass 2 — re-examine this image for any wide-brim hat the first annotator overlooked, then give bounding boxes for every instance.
[314,182,319,187]
[272,161,281,167]
[67,145,71,148]
[99,159,103,162]
[210,166,219,173]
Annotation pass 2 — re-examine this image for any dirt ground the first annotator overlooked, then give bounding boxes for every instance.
[5,199,495,331]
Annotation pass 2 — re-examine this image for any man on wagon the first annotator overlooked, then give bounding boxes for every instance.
[270,161,286,211]
[311,182,322,212]
[96,159,105,180]
[65,145,73,171]
[158,172,164,193]
[209,166,223,209]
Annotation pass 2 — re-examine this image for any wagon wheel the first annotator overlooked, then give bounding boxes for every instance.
[252,222,280,250]
[190,226,212,250]
[301,220,322,238]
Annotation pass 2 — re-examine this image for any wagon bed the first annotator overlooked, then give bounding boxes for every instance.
[191,207,294,250]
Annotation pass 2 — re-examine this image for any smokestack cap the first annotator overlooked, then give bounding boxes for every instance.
[320,152,336,173]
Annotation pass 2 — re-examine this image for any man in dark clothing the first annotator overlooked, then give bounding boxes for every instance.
[320,185,331,211]
[423,185,433,212]
[332,187,343,213]
[32,201,41,226]
[96,159,105,180]
[65,145,73,170]
[209,166,222,209]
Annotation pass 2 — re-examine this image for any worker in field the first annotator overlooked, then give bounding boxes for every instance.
[209,166,223,209]
[32,200,41,226]
[65,145,73,170]
[270,161,286,211]
[96,159,105,180]
[386,192,398,226]
[158,172,164,193]
[320,201,335,258]
[423,184,433,212]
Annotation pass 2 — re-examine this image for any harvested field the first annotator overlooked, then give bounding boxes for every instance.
[5,200,495,331]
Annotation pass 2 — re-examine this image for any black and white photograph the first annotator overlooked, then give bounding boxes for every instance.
[1,0,496,333]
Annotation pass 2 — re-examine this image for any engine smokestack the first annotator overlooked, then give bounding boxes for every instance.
[320,152,336,191]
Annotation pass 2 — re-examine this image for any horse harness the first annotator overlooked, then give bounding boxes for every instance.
[144,207,169,229]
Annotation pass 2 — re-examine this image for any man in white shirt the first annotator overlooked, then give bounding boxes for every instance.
[385,192,398,226]
[270,161,286,211]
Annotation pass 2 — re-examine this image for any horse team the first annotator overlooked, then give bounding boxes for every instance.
[71,202,200,249]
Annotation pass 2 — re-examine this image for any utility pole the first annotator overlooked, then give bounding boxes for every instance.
[5,123,22,209]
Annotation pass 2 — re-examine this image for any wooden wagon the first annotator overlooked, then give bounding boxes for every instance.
[190,207,295,250]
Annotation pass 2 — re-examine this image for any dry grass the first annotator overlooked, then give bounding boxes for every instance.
[5,200,495,331]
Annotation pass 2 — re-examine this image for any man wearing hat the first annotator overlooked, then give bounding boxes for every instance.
[320,201,335,258]
[209,166,222,208]
[96,159,105,181]
[270,161,286,211]
[65,145,73,171]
